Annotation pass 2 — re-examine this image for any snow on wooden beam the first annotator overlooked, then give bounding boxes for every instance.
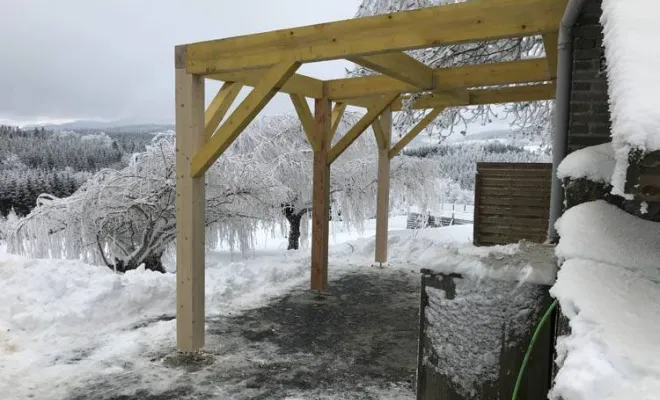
[175,46,206,352]
[191,60,300,178]
[185,0,567,74]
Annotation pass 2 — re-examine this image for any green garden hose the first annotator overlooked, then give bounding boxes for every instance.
[512,299,559,400]
[513,281,658,399]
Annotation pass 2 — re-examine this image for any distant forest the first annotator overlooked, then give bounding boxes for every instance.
[0,124,546,219]
[0,126,155,216]
[403,141,549,190]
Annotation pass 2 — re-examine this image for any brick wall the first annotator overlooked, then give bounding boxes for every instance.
[567,0,611,153]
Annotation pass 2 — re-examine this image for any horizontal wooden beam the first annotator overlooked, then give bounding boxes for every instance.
[204,81,243,140]
[207,70,323,98]
[185,0,567,74]
[328,94,398,164]
[327,59,552,100]
[348,52,434,89]
[191,60,300,177]
[290,94,318,151]
[394,83,557,111]
[389,108,444,158]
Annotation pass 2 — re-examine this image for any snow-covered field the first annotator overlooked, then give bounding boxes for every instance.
[0,217,476,399]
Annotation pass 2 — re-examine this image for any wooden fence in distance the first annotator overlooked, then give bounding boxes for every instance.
[473,162,552,246]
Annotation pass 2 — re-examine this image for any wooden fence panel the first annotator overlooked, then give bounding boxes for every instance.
[474,163,552,246]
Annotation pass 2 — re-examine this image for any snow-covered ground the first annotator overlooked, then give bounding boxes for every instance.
[550,201,660,400]
[0,216,478,399]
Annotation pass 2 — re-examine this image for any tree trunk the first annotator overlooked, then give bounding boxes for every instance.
[142,250,166,273]
[282,203,307,250]
[287,214,302,250]
[112,249,166,274]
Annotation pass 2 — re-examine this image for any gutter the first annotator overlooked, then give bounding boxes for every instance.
[547,0,590,243]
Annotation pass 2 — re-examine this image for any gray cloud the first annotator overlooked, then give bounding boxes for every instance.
[0,0,357,124]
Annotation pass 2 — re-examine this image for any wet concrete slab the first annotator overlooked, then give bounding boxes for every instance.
[65,269,421,400]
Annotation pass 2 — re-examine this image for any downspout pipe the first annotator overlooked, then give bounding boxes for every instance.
[547,0,590,243]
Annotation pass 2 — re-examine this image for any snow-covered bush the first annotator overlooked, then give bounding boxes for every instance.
[8,133,283,272]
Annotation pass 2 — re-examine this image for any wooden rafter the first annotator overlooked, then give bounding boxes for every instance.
[327,59,551,101]
[185,0,567,74]
[191,59,300,178]
[289,94,318,151]
[389,108,444,159]
[347,83,556,111]
[204,81,243,140]
[328,94,398,164]
[330,102,347,139]
[208,70,323,98]
[542,32,559,80]
[391,83,557,111]
[348,52,434,89]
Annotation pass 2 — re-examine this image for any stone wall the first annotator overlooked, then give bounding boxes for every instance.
[567,0,611,153]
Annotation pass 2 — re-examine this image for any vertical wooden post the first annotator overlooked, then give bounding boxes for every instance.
[310,96,331,292]
[375,109,392,264]
[175,45,206,352]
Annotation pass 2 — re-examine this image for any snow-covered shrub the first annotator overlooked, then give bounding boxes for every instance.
[8,133,283,272]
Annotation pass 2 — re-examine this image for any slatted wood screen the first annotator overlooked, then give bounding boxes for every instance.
[473,162,552,246]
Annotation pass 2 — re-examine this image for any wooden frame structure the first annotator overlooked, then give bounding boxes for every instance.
[175,0,566,351]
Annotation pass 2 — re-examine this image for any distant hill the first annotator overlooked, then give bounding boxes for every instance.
[24,119,174,134]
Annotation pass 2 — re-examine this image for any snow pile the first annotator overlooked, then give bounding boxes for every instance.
[555,200,660,281]
[557,143,615,184]
[550,201,660,399]
[412,239,554,397]
[425,279,546,397]
[403,238,556,286]
[0,219,476,398]
[601,0,660,196]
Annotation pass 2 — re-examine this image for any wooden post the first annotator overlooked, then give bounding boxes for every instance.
[311,96,332,292]
[175,45,206,352]
[375,109,392,264]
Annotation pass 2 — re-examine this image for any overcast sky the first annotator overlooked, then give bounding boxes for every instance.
[0,0,358,126]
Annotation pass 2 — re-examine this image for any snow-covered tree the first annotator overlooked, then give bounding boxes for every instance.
[232,112,442,250]
[350,0,553,143]
[8,114,442,269]
[8,132,284,272]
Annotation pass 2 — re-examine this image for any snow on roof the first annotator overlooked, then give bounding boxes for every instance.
[550,200,660,399]
[601,0,660,195]
[557,143,615,184]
